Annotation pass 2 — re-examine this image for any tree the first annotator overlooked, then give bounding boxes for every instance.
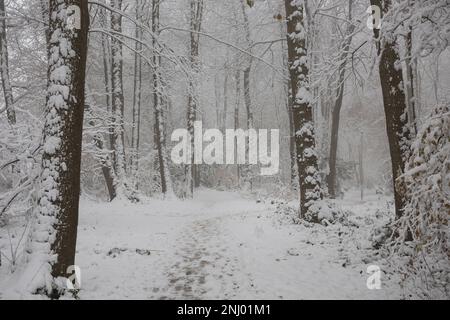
[85,97,116,202]
[240,0,253,130]
[152,0,173,197]
[370,0,410,218]
[0,0,16,125]
[94,3,117,202]
[30,0,88,295]
[328,0,355,199]
[279,20,297,190]
[110,0,130,199]
[185,0,204,197]
[284,0,322,218]
[394,104,449,298]
[39,0,51,44]
[131,0,144,188]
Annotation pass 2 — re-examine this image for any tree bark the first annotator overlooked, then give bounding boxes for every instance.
[284,0,323,218]
[85,102,116,201]
[32,0,88,292]
[39,0,51,45]
[110,0,132,199]
[100,4,114,153]
[234,70,241,186]
[152,0,173,196]
[97,4,117,201]
[404,27,417,134]
[370,0,410,219]
[328,0,354,199]
[222,72,228,131]
[240,0,253,130]
[0,0,16,125]
[186,0,204,197]
[131,0,143,186]
[280,20,296,190]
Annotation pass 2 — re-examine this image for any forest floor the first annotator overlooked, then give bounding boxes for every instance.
[0,189,405,299]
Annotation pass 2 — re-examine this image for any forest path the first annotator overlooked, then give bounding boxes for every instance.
[160,208,260,300]
[72,189,402,300]
[154,190,401,300]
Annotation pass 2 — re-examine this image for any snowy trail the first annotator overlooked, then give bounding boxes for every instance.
[74,189,403,300]
[161,216,237,299]
[0,189,402,299]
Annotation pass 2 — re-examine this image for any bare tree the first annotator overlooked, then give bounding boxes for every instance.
[95,4,117,201]
[0,0,16,125]
[131,0,144,187]
[110,0,129,198]
[328,0,355,199]
[240,0,253,130]
[186,0,204,197]
[152,0,173,196]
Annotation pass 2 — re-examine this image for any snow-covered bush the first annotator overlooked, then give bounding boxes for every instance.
[274,198,352,227]
[306,200,351,226]
[392,105,450,299]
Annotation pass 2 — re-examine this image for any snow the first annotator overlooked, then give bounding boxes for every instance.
[1,189,405,299]
[295,87,311,104]
[43,137,61,155]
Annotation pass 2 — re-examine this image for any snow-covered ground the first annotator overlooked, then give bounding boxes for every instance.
[0,189,404,299]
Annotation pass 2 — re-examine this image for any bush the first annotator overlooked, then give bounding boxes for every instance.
[392,105,450,299]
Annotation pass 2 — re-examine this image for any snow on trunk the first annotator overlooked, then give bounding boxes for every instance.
[370,0,411,219]
[328,0,355,199]
[284,0,323,219]
[27,0,88,295]
[152,0,174,198]
[110,0,137,201]
[0,0,16,125]
[185,0,204,197]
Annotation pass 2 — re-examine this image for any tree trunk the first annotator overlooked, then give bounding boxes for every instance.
[222,72,228,131]
[0,0,16,125]
[110,0,131,198]
[85,102,116,201]
[284,0,323,218]
[240,0,253,130]
[370,0,410,219]
[234,70,241,186]
[39,0,50,44]
[131,0,143,187]
[280,22,297,189]
[152,0,173,196]
[359,131,364,201]
[100,5,114,153]
[96,5,117,201]
[96,137,116,202]
[215,74,220,127]
[186,0,204,197]
[328,0,354,199]
[31,0,88,294]
[404,27,417,134]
